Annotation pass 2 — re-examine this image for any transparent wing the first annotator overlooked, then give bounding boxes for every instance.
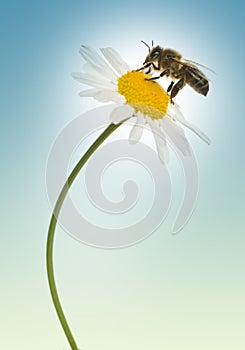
[182,58,216,75]
[172,58,211,80]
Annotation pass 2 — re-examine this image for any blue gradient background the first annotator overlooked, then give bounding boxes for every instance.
[1,1,245,349]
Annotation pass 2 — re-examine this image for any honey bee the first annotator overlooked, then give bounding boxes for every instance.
[136,40,214,100]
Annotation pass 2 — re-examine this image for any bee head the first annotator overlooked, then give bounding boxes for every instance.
[143,46,162,65]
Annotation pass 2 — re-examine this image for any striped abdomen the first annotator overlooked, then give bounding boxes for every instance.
[183,65,209,96]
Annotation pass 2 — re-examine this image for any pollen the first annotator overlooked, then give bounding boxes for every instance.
[117,71,170,119]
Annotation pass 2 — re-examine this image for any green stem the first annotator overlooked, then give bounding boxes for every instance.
[46,122,122,350]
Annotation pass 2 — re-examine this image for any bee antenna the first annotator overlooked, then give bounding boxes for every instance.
[151,40,154,47]
[141,40,150,52]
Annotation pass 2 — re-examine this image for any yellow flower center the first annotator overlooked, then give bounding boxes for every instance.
[117,71,170,119]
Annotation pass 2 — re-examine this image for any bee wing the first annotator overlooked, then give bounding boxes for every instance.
[172,58,211,80]
[182,59,216,75]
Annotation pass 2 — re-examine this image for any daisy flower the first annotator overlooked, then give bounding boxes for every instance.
[46,45,211,350]
[72,46,210,162]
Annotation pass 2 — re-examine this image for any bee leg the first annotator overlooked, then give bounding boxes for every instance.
[134,62,152,72]
[146,76,159,81]
[134,66,145,72]
[145,69,170,81]
[170,78,186,101]
[167,81,174,93]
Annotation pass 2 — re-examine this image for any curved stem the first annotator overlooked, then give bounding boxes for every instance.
[46,122,122,350]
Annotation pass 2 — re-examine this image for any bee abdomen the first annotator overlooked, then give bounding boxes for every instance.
[188,76,209,96]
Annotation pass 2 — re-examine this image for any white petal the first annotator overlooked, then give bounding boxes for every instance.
[94,90,126,103]
[167,103,186,122]
[79,46,118,82]
[82,62,116,82]
[169,104,211,145]
[161,118,191,156]
[147,117,169,163]
[178,119,211,145]
[78,88,100,97]
[82,60,118,83]
[100,47,131,76]
[129,113,145,144]
[72,72,116,90]
[110,104,134,124]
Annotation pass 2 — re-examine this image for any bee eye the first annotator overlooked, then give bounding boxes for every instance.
[152,51,160,59]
